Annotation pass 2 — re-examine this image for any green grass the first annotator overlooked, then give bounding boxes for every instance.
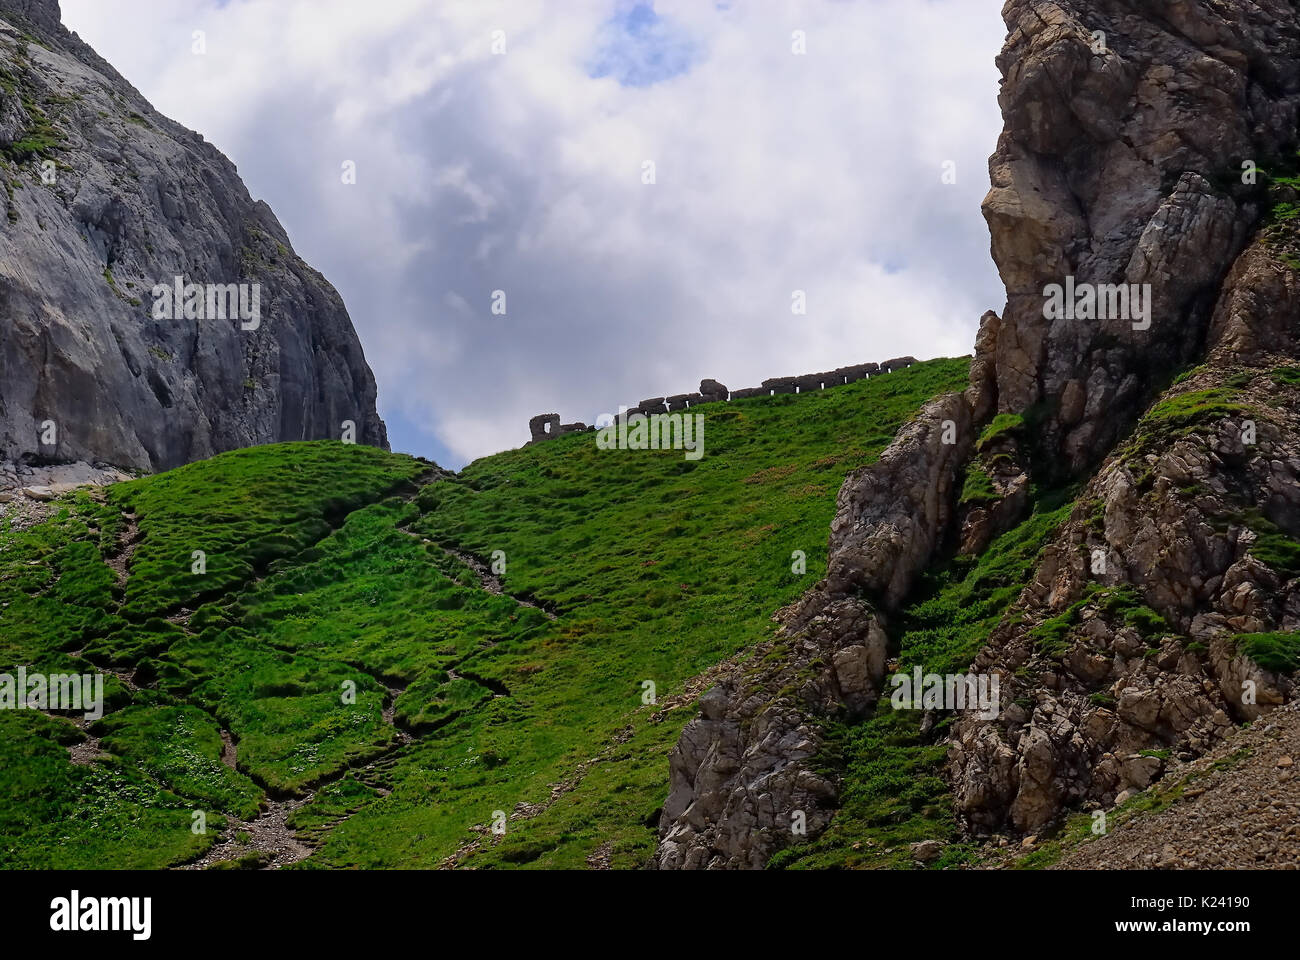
[307,357,972,869]
[0,492,122,667]
[111,441,426,619]
[0,710,219,869]
[94,704,263,819]
[1,359,970,868]
[976,413,1024,451]
[959,461,999,505]
[1233,631,1300,675]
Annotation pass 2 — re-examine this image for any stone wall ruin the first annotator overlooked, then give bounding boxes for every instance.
[525,357,918,444]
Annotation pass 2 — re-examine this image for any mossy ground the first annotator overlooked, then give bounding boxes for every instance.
[976,412,1024,451]
[1118,387,1252,465]
[1,359,969,868]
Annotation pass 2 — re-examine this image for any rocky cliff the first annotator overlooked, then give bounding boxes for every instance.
[951,0,1300,838]
[657,0,1300,869]
[0,0,387,476]
[975,0,1300,477]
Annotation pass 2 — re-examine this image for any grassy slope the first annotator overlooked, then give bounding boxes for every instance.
[0,444,425,867]
[305,357,972,868]
[1,359,969,869]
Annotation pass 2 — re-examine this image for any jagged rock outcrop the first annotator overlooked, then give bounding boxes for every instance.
[658,0,1300,869]
[976,0,1300,477]
[949,358,1300,832]
[655,600,883,869]
[0,0,387,474]
[949,0,1300,836]
[656,392,974,868]
[815,392,974,612]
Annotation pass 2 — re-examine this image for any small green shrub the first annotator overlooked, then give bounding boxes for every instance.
[977,413,1024,452]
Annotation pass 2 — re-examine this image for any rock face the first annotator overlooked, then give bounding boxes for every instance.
[976,0,1300,477]
[947,0,1300,838]
[0,0,387,474]
[658,0,1300,869]
[949,290,1300,834]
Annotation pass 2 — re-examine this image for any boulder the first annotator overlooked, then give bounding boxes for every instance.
[761,377,796,395]
[699,379,729,402]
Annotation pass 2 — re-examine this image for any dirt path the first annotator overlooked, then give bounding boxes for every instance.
[381,683,413,744]
[439,545,558,620]
[586,841,614,870]
[397,521,559,621]
[66,717,105,766]
[105,511,140,587]
[391,478,556,620]
[167,607,194,628]
[219,729,237,770]
[179,796,314,870]
[177,709,413,870]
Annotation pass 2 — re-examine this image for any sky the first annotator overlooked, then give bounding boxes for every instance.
[60,0,1009,469]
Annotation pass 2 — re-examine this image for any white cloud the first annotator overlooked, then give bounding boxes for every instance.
[61,0,1007,467]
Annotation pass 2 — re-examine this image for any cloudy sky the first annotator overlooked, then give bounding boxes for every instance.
[61,0,1008,469]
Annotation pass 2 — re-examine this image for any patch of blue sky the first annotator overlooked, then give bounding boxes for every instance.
[587,2,701,88]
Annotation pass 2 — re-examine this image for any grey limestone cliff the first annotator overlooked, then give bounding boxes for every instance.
[0,0,387,476]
